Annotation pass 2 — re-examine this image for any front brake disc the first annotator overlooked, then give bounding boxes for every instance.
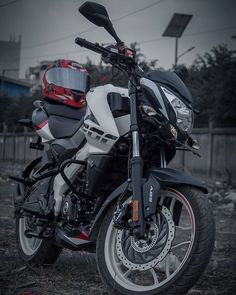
[116,206,175,271]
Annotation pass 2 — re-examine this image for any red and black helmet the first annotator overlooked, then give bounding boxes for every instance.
[42,59,90,108]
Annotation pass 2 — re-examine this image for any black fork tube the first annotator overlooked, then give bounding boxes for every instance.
[129,79,145,238]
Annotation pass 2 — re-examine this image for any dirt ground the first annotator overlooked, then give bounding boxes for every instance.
[0,176,235,295]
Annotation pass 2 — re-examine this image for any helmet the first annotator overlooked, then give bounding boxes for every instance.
[42,59,90,108]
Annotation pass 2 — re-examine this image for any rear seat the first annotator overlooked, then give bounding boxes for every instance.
[44,102,86,139]
[44,102,85,120]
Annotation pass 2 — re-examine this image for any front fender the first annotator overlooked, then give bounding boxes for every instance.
[149,167,207,193]
[89,167,207,241]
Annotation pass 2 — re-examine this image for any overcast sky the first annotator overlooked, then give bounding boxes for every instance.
[0,0,236,78]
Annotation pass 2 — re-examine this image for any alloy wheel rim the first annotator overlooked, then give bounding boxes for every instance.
[19,216,42,256]
[104,189,196,292]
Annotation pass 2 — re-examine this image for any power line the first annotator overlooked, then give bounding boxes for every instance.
[112,0,164,22]
[3,23,236,63]
[4,24,236,62]
[21,27,96,50]
[0,48,93,63]
[184,25,236,37]
[21,0,165,50]
[139,37,162,44]
[21,1,234,51]
[0,0,19,8]
[138,25,236,45]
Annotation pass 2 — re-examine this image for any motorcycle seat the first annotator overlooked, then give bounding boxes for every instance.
[44,102,86,121]
[48,115,84,139]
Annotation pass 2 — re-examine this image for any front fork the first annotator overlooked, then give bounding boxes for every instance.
[129,81,167,238]
[129,84,146,238]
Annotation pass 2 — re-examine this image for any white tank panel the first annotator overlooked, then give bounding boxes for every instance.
[86,84,129,138]
[115,114,130,136]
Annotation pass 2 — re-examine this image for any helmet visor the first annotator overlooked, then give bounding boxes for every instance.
[45,67,89,93]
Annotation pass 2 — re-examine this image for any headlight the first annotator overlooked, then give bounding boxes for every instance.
[161,87,193,132]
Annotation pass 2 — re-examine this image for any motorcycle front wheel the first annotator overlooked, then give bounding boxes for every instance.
[97,186,215,295]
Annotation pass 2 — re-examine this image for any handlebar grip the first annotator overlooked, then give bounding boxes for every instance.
[75,37,106,55]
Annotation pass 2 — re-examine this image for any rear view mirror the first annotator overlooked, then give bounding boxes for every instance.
[79,1,110,27]
[79,1,122,43]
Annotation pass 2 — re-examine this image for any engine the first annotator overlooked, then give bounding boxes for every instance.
[61,194,81,223]
[60,191,98,226]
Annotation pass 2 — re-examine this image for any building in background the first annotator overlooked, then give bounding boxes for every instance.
[0,36,32,97]
[0,75,32,97]
[26,60,53,94]
[0,36,21,79]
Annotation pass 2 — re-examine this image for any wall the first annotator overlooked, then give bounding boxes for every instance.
[169,128,236,181]
[0,128,236,181]
[0,133,41,164]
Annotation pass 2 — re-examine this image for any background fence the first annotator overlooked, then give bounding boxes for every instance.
[0,128,236,182]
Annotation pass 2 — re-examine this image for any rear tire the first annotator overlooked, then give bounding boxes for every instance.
[16,216,62,265]
[15,158,62,265]
[96,186,215,295]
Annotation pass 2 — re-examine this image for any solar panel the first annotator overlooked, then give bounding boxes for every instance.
[162,13,193,38]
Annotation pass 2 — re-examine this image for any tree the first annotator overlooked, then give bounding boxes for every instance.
[187,45,236,127]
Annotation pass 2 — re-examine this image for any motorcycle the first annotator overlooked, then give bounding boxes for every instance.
[12,2,215,294]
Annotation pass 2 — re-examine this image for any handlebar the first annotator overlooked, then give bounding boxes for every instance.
[75,37,136,70]
[75,37,110,55]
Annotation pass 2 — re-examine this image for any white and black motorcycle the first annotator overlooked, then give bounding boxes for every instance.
[12,2,215,294]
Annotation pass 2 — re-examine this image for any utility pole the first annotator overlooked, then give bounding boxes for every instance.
[174,37,179,68]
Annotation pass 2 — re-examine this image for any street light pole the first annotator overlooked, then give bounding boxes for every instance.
[178,46,195,60]
[174,37,179,68]
[162,13,193,69]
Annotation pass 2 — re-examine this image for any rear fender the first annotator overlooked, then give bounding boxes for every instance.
[89,168,207,241]
[14,157,42,216]
[17,157,42,197]
[22,157,42,179]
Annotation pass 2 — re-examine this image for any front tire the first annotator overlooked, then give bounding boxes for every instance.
[96,186,215,295]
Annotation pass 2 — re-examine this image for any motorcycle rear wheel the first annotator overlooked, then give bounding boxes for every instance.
[15,159,61,265]
[16,216,61,265]
[96,186,215,295]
